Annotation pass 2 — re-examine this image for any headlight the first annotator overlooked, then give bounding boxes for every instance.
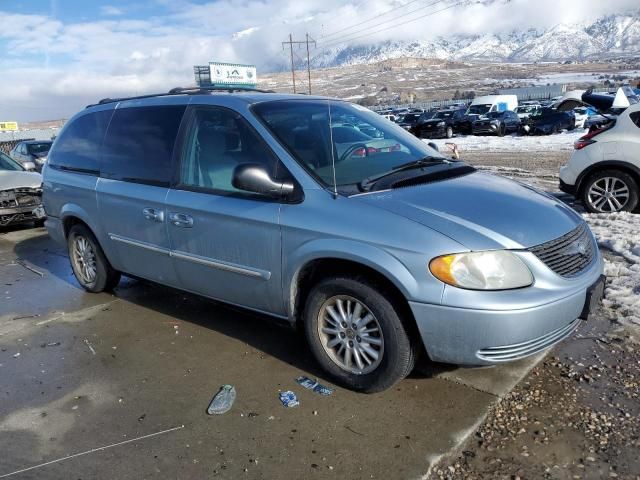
[437,121,445,126]
[429,251,533,290]
[35,157,47,164]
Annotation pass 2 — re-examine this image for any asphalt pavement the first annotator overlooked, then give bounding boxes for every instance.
[0,226,545,479]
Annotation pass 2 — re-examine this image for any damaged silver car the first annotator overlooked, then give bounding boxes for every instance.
[0,151,45,228]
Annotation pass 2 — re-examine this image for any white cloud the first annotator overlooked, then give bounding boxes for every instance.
[100,5,125,16]
[0,0,638,121]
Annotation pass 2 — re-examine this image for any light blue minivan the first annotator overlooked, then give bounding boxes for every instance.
[43,88,605,392]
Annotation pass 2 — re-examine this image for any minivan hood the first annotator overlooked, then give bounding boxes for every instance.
[356,171,582,250]
[0,170,43,190]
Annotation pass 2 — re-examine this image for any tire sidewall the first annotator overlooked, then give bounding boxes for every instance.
[303,277,412,393]
[582,170,639,213]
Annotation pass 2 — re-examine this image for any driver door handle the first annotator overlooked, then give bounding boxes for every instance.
[169,212,194,228]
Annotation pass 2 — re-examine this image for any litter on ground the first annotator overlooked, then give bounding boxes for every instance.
[207,384,236,415]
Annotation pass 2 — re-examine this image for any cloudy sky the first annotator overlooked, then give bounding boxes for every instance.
[1,0,637,122]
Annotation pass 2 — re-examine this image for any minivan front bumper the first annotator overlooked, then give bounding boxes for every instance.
[410,274,605,366]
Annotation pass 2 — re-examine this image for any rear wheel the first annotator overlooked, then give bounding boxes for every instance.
[582,170,639,213]
[68,224,121,292]
[303,276,417,393]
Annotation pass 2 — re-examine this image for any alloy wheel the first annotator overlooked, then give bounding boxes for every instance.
[587,177,630,213]
[317,295,384,375]
[71,235,97,285]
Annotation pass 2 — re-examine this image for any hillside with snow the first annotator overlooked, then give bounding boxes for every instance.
[308,13,640,69]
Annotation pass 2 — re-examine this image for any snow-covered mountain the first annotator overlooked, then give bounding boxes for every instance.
[307,13,640,68]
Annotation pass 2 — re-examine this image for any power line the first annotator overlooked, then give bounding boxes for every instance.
[321,0,430,40]
[321,0,445,46]
[321,0,470,50]
[282,33,317,94]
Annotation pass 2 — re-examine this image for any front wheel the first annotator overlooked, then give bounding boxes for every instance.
[68,224,121,292]
[582,170,639,213]
[445,126,453,139]
[497,124,506,137]
[303,277,417,393]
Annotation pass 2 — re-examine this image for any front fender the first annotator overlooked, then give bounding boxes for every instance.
[284,238,425,319]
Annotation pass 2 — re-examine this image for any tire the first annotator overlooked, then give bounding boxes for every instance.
[552,125,560,135]
[497,124,505,137]
[445,126,453,139]
[303,276,417,393]
[67,224,121,292]
[581,170,639,213]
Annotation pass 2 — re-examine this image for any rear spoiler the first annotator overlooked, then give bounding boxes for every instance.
[554,87,638,113]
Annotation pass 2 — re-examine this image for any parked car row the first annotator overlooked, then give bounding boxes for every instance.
[378,94,613,140]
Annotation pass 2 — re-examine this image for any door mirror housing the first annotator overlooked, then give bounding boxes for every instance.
[232,163,295,199]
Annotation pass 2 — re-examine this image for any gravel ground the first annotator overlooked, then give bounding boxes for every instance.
[427,150,640,480]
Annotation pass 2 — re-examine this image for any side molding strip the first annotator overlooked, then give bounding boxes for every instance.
[108,233,270,280]
[170,250,271,280]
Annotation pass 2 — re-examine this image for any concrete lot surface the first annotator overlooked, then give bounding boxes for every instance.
[0,227,545,479]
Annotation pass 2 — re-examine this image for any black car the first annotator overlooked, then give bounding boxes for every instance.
[471,110,521,136]
[520,108,575,135]
[395,113,423,131]
[410,108,466,139]
[9,140,53,172]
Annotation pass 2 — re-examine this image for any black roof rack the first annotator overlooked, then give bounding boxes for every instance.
[87,85,275,108]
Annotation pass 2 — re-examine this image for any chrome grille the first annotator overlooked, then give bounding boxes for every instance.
[528,223,595,277]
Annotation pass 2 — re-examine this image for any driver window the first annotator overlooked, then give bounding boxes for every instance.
[179,107,280,193]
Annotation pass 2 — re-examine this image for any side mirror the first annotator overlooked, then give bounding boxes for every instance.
[427,142,439,151]
[232,163,295,199]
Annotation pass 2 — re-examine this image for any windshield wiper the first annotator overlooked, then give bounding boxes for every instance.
[359,156,451,191]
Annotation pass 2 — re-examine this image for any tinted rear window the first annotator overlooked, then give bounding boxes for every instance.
[48,111,112,174]
[101,105,186,186]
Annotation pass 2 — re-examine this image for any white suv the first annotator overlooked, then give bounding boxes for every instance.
[559,103,640,213]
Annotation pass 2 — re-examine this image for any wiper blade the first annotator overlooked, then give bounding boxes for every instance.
[359,157,450,191]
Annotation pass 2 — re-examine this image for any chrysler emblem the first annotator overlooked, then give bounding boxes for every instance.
[566,239,588,256]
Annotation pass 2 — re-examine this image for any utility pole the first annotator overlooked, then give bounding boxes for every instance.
[282,33,316,94]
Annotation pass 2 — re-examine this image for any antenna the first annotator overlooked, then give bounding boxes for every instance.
[327,99,338,199]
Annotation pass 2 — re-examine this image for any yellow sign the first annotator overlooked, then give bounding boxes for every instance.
[0,122,18,131]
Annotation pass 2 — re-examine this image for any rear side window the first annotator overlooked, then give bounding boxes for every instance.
[101,106,186,186]
[630,112,640,128]
[49,111,112,174]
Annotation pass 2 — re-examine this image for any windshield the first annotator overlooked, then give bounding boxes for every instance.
[466,104,491,115]
[531,108,553,118]
[27,142,52,155]
[253,100,445,191]
[397,113,420,123]
[0,151,24,171]
[515,106,537,113]
[485,111,504,118]
[435,111,454,119]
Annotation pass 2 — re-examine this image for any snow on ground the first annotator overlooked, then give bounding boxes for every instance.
[583,212,640,338]
[426,130,584,152]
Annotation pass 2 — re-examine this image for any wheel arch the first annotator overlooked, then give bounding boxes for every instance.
[575,161,640,196]
[286,242,421,336]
